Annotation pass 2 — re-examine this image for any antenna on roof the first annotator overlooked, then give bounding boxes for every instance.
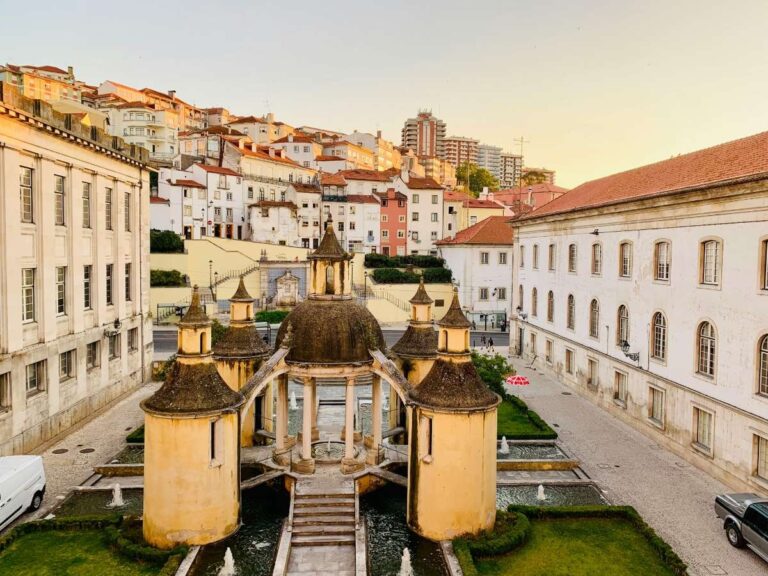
[264,98,271,113]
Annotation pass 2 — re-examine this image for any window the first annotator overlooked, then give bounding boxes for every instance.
[398,215,406,223]
[419,414,433,460]
[56,266,66,315]
[700,240,721,285]
[106,264,114,306]
[82,182,91,228]
[589,299,600,338]
[26,361,46,394]
[654,241,670,281]
[565,348,574,374]
[531,288,538,317]
[0,373,10,412]
[546,291,554,322]
[109,334,121,359]
[757,435,768,481]
[567,295,575,330]
[105,187,113,230]
[20,167,33,223]
[614,371,628,404]
[697,321,716,377]
[350,222,356,231]
[54,175,65,225]
[479,287,489,300]
[183,205,192,217]
[86,342,99,369]
[431,194,438,204]
[124,191,131,231]
[545,339,553,364]
[530,332,537,354]
[499,252,507,265]
[649,387,664,426]
[693,407,713,451]
[412,194,420,204]
[759,336,768,397]
[619,242,632,277]
[548,244,556,271]
[218,175,227,188]
[338,222,344,232]
[430,231,438,240]
[382,230,389,238]
[381,214,389,223]
[497,287,506,300]
[83,265,92,309]
[210,418,223,465]
[761,239,768,290]
[568,244,577,273]
[518,285,524,309]
[519,245,525,268]
[616,305,629,345]
[650,312,667,361]
[128,328,139,352]
[430,212,438,222]
[587,358,598,387]
[22,268,35,322]
[125,263,132,302]
[591,243,602,275]
[397,230,405,238]
[480,252,489,264]
[533,244,539,269]
[59,350,75,381]
[412,212,419,222]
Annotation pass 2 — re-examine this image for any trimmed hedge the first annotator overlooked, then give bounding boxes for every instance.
[505,395,558,439]
[371,268,451,284]
[453,511,531,576]
[256,310,289,324]
[126,426,145,444]
[422,267,452,283]
[104,518,187,566]
[365,253,445,268]
[150,269,186,287]
[506,505,688,576]
[150,230,184,254]
[0,516,122,555]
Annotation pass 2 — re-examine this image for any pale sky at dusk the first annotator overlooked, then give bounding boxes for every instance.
[2,0,767,188]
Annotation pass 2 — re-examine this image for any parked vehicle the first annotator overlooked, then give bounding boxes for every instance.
[714,493,768,563]
[0,456,46,531]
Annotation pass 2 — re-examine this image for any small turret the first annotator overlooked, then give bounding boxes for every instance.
[307,223,353,298]
[392,277,438,386]
[436,287,471,357]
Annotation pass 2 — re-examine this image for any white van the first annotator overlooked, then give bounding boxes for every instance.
[0,455,46,531]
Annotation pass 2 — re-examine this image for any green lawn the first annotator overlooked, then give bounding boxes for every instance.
[474,517,677,576]
[497,399,557,439]
[0,529,158,576]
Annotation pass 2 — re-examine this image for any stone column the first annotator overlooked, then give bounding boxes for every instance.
[273,374,290,466]
[296,377,315,474]
[310,377,319,441]
[368,375,383,465]
[341,375,362,474]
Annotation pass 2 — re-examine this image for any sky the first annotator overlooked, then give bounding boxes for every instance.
[2,0,767,188]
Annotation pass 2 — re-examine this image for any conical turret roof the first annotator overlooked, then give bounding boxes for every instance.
[409,359,499,411]
[230,276,253,302]
[409,277,433,305]
[438,288,471,328]
[309,223,349,260]
[180,286,210,327]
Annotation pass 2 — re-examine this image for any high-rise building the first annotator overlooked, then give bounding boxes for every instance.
[476,144,503,180]
[500,153,523,187]
[443,136,479,168]
[401,111,446,159]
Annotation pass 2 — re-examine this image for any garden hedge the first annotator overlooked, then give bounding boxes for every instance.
[256,310,289,324]
[150,230,184,254]
[453,511,531,576]
[126,426,145,444]
[150,269,186,287]
[104,518,187,566]
[364,253,445,268]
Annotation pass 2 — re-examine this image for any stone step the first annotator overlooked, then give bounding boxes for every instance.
[293,515,355,526]
[291,525,355,536]
[294,491,353,499]
[291,534,356,547]
[294,497,355,507]
[293,505,355,516]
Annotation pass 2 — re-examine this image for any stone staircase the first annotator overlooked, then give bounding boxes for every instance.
[291,492,356,547]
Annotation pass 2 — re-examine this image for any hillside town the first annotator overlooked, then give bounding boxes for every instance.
[0,6,767,574]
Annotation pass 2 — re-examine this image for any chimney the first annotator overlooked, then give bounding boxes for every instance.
[400,163,410,184]
[67,66,74,79]
[527,186,533,206]
[480,186,489,200]
[288,134,294,143]
[269,148,276,158]
[377,130,382,139]
[487,191,494,201]
[239,139,245,150]
[168,90,176,100]
[251,143,257,152]
[266,112,275,123]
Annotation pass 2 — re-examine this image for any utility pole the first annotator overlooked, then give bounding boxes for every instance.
[513,136,529,187]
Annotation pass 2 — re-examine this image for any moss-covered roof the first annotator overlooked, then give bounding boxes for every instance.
[409,278,433,305]
[391,325,438,358]
[438,288,471,328]
[409,359,499,410]
[274,298,385,364]
[308,224,349,260]
[230,276,253,302]
[213,324,271,358]
[142,361,243,415]
[180,286,210,327]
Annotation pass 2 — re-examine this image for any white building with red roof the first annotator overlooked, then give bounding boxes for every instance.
[512,130,768,490]
[392,167,445,255]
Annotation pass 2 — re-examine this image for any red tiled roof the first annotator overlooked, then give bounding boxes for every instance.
[236,144,304,168]
[316,155,344,162]
[495,183,568,200]
[523,131,768,220]
[150,196,170,204]
[405,176,442,190]
[436,216,514,246]
[373,189,407,201]
[273,135,315,144]
[338,169,392,182]
[168,179,206,189]
[193,164,240,176]
[321,173,348,186]
[291,183,321,194]
[228,115,267,124]
[347,195,379,204]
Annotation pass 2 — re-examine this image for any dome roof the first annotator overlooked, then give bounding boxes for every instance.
[409,359,499,411]
[274,298,385,364]
[391,325,437,358]
[213,324,271,359]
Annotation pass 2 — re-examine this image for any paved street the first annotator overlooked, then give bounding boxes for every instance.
[512,362,767,576]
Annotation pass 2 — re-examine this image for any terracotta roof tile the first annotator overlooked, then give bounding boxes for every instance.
[150,196,170,204]
[315,155,344,161]
[346,195,379,204]
[250,201,298,210]
[168,179,206,189]
[436,216,514,246]
[291,182,321,194]
[321,173,348,186]
[405,176,442,189]
[193,164,240,177]
[338,169,392,182]
[273,135,315,144]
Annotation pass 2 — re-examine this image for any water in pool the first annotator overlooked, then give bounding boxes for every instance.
[496,443,566,460]
[496,484,607,508]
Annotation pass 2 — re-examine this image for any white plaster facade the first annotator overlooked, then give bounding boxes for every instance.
[392,170,444,255]
[477,144,502,180]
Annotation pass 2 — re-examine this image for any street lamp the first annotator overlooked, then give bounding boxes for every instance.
[208,260,213,293]
[620,340,640,362]
[364,271,368,299]
[213,271,219,301]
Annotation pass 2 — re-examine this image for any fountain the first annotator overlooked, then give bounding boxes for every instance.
[327,438,332,455]
[218,548,236,576]
[398,548,414,576]
[289,391,298,411]
[107,483,124,508]
[536,484,546,501]
[499,436,510,454]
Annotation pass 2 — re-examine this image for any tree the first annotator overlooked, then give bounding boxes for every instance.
[150,229,184,253]
[455,163,499,196]
[521,170,547,186]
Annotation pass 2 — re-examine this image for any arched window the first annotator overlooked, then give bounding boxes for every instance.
[200,331,207,354]
[589,299,600,338]
[651,312,667,360]
[533,244,540,269]
[568,244,577,273]
[547,291,554,322]
[325,264,335,294]
[697,321,717,377]
[548,244,556,271]
[591,243,602,275]
[617,305,629,345]
[700,240,721,285]
[759,335,768,397]
[531,287,538,317]
[654,241,671,281]
[619,242,632,278]
[567,295,575,330]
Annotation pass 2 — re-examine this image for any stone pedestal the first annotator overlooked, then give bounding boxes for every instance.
[341,457,365,475]
[294,458,316,475]
[311,427,320,441]
[273,445,292,467]
[366,446,383,466]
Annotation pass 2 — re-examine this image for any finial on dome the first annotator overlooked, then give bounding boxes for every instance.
[438,288,471,328]
[180,285,210,326]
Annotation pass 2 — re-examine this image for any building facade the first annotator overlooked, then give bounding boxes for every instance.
[392,169,444,255]
[345,130,402,171]
[443,136,479,169]
[0,83,152,455]
[512,131,768,492]
[476,144,502,180]
[499,153,523,188]
[376,189,408,256]
[401,111,446,159]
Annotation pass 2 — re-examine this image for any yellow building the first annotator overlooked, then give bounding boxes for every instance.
[213,277,272,446]
[392,278,438,387]
[404,289,500,541]
[142,287,244,549]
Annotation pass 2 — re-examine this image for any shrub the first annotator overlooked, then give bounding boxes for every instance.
[105,518,187,566]
[453,511,531,573]
[256,310,290,324]
[372,268,421,284]
[471,352,514,401]
[364,253,446,269]
[126,426,145,444]
[452,540,478,576]
[150,230,184,253]
[211,319,226,346]
[150,269,186,287]
[422,267,452,283]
